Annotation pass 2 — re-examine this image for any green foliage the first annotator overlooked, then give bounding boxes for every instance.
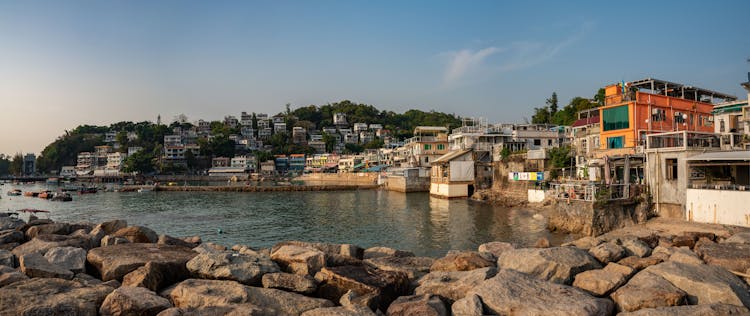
[547,145,573,180]
[500,147,511,161]
[546,92,558,115]
[343,143,364,154]
[594,88,606,106]
[363,139,384,149]
[0,154,9,176]
[551,97,597,126]
[531,106,552,124]
[36,133,102,173]
[9,153,23,176]
[255,151,274,163]
[532,91,600,126]
[123,150,155,174]
[206,135,235,158]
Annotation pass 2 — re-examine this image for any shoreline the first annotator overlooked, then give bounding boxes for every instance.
[118,184,380,192]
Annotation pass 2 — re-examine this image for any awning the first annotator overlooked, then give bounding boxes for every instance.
[433,149,472,164]
[712,102,748,114]
[365,165,390,172]
[353,163,366,170]
[686,151,750,161]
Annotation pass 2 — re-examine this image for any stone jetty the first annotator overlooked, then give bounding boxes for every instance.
[1,214,750,315]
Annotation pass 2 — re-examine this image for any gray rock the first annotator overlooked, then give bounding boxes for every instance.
[414,267,497,303]
[467,268,613,315]
[694,239,750,272]
[622,238,652,258]
[0,277,114,315]
[73,273,104,286]
[262,272,318,294]
[271,245,326,276]
[430,251,494,272]
[364,256,434,281]
[363,246,414,259]
[610,270,687,312]
[12,233,91,257]
[0,265,28,287]
[157,234,198,248]
[722,232,750,244]
[450,294,483,316]
[122,261,187,292]
[497,246,601,284]
[25,223,71,239]
[572,263,634,297]
[0,249,15,267]
[20,252,74,279]
[187,251,280,286]
[564,236,603,250]
[169,278,334,315]
[588,242,626,264]
[617,303,750,316]
[0,217,25,231]
[44,246,87,274]
[87,243,196,281]
[302,306,376,316]
[0,230,24,245]
[99,286,172,316]
[272,240,363,259]
[101,235,131,247]
[315,265,410,312]
[618,255,664,270]
[477,241,514,259]
[113,226,159,243]
[386,294,448,316]
[645,261,750,306]
[668,247,704,265]
[192,242,227,254]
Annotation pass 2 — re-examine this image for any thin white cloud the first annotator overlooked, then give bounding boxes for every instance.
[442,47,504,85]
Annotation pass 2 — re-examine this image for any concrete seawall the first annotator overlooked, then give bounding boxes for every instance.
[119,184,379,192]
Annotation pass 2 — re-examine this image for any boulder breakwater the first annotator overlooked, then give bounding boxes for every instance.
[1,214,749,315]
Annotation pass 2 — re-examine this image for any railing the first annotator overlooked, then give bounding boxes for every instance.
[549,183,642,201]
[689,183,749,191]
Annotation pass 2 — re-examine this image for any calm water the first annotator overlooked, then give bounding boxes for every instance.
[1,183,572,257]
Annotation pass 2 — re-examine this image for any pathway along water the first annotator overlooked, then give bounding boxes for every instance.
[1,183,571,257]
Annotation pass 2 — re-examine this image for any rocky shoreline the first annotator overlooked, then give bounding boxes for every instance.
[1,214,750,315]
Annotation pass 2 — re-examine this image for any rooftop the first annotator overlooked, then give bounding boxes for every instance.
[627,78,737,103]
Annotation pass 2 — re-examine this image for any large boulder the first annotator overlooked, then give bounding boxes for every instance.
[0,249,15,267]
[667,247,704,265]
[20,252,74,279]
[477,241,514,259]
[385,294,448,316]
[610,270,687,312]
[315,265,410,312]
[168,278,334,315]
[621,238,652,258]
[90,220,127,245]
[363,246,414,259]
[618,255,664,270]
[0,277,114,315]
[564,236,604,250]
[271,245,326,276]
[450,294,483,316]
[617,303,750,316]
[694,239,750,272]
[588,242,626,264]
[99,286,172,316]
[0,217,25,231]
[113,226,159,243]
[429,251,494,272]
[272,241,363,259]
[645,261,750,307]
[101,235,131,247]
[187,251,280,286]
[467,269,613,315]
[25,223,71,239]
[44,246,87,274]
[0,265,28,287]
[723,232,750,244]
[0,230,24,246]
[262,272,318,295]
[122,261,188,292]
[87,243,196,281]
[301,306,376,316]
[157,234,198,249]
[572,263,634,297]
[12,233,91,257]
[364,256,434,281]
[157,305,264,316]
[497,247,601,284]
[414,267,497,303]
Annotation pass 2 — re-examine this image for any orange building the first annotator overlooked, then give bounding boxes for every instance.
[599,78,736,151]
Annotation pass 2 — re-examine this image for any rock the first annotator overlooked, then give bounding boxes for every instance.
[621,238,652,258]
[12,233,91,257]
[618,255,664,270]
[364,256,434,281]
[467,268,613,315]
[99,286,172,316]
[0,265,28,287]
[645,261,750,306]
[0,217,25,230]
[182,236,202,245]
[588,242,626,264]
[617,303,749,316]
[101,235,131,247]
[192,242,227,254]
[497,247,601,285]
[169,278,334,315]
[122,261,189,292]
[564,236,603,250]
[327,254,364,267]
[670,235,695,249]
[44,246,87,274]
[0,249,15,267]
[414,267,497,304]
[477,241,514,259]
[301,306,376,316]
[74,273,104,286]
[69,222,95,234]
[668,247,704,265]
[429,251,494,272]
[534,237,550,248]
[340,289,380,312]
[262,272,318,294]
[0,230,24,245]
[572,263,634,297]
[25,223,71,239]
[157,234,198,248]
[272,240,363,259]
[694,239,750,272]
[271,245,326,276]
[99,220,129,235]
[657,237,674,248]
[684,231,716,242]
[187,251,280,286]
[386,294,448,316]
[0,277,114,315]
[87,243,196,281]
[157,305,264,316]
[363,246,414,259]
[113,226,159,243]
[20,252,74,279]
[315,265,410,312]
[450,294,483,316]
[723,231,750,244]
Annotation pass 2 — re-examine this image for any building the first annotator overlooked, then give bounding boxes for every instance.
[274,155,289,174]
[259,128,273,140]
[599,78,736,153]
[359,131,375,144]
[274,123,287,134]
[76,152,95,176]
[128,147,143,156]
[231,155,257,172]
[240,112,253,126]
[309,141,327,154]
[712,100,748,149]
[333,113,348,127]
[224,116,239,128]
[403,126,450,168]
[289,154,306,173]
[683,151,750,227]
[22,153,35,176]
[353,123,368,133]
[260,160,276,176]
[430,149,475,198]
[338,156,363,173]
[292,127,307,145]
[60,166,76,178]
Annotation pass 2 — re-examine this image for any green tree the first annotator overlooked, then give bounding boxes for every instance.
[321,132,337,153]
[594,88,606,106]
[9,153,23,176]
[547,92,558,116]
[343,143,364,154]
[123,150,155,174]
[531,106,551,124]
[363,139,384,149]
[547,145,573,179]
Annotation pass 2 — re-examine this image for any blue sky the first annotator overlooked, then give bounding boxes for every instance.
[1,0,749,155]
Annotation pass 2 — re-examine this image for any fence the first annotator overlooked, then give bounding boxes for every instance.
[549,183,642,202]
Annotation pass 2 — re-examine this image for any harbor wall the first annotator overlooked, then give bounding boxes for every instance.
[547,196,653,236]
[384,175,430,193]
[296,173,379,186]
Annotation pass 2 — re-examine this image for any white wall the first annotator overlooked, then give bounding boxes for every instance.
[430,183,468,198]
[528,189,545,203]
[686,188,750,227]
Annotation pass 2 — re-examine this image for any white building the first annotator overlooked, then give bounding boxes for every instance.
[274,123,287,134]
[353,123,368,133]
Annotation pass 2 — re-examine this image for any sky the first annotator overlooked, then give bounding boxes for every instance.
[1,0,749,156]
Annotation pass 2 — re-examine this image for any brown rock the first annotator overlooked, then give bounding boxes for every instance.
[364,256,434,281]
[610,270,688,312]
[534,237,550,248]
[99,286,172,316]
[157,235,198,248]
[618,255,664,270]
[386,294,448,316]
[20,252,74,279]
[588,242,626,264]
[122,261,189,292]
[429,251,494,272]
[0,230,25,246]
[0,249,15,267]
[0,265,28,287]
[694,239,750,272]
[450,294,483,316]
[101,235,131,247]
[113,226,159,243]
[12,233,91,258]
[414,267,497,304]
[363,246,414,259]
[87,243,196,281]
[262,272,318,294]
[670,235,695,249]
[25,223,71,239]
[186,251,280,285]
[617,303,749,315]
[572,263,634,297]
[0,278,114,315]
[315,265,410,312]
[645,261,750,306]
[271,245,326,276]
[497,247,601,285]
[477,241,514,259]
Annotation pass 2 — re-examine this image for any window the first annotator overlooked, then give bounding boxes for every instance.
[534,139,541,146]
[651,109,666,122]
[424,157,429,163]
[720,120,725,133]
[547,139,552,146]
[665,158,678,180]
[674,113,686,124]
[603,105,630,131]
[424,144,431,150]
[437,144,445,150]
[606,136,624,149]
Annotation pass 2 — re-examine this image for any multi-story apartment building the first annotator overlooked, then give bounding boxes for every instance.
[274,123,287,134]
[353,123,368,133]
[240,112,253,126]
[292,127,307,145]
[403,126,449,167]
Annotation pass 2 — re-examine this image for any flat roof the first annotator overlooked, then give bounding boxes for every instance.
[686,151,750,161]
[433,149,472,163]
[628,78,737,103]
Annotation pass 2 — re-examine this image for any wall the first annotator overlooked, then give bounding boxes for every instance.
[528,189,545,203]
[384,175,430,193]
[297,173,378,186]
[686,189,750,227]
[644,149,707,218]
[430,183,469,198]
[547,197,652,236]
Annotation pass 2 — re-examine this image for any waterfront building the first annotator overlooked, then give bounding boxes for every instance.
[260,160,276,176]
[571,109,601,178]
[212,157,230,168]
[684,151,750,227]
[76,152,94,176]
[59,166,76,178]
[338,156,363,173]
[289,154,306,173]
[430,149,475,198]
[22,153,36,176]
[231,155,257,172]
[712,99,749,149]
[274,155,289,174]
[403,126,449,168]
[101,152,126,176]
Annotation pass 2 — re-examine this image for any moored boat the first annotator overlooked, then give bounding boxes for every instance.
[51,192,73,202]
[78,187,98,194]
[38,191,53,199]
[7,189,22,196]
[23,191,39,197]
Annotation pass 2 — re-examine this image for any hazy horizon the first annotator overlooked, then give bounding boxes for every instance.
[2,1,749,156]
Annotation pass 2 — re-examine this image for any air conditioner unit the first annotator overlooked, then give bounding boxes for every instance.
[708,116,714,122]
[652,109,659,114]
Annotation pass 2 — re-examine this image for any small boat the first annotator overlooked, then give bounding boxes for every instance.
[23,191,39,197]
[38,191,53,199]
[137,187,153,193]
[78,187,98,194]
[51,192,73,202]
[7,189,22,196]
